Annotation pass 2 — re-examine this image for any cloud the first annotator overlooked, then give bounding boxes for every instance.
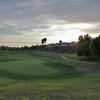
[0,0,100,46]
[83,24,100,34]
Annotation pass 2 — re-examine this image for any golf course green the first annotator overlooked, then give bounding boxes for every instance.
[0,50,100,100]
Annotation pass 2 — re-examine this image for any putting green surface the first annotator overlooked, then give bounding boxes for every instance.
[0,51,79,80]
[0,50,100,100]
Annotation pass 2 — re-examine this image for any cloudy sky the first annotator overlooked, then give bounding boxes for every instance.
[0,0,100,46]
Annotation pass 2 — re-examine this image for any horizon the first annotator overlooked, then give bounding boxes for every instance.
[0,0,100,47]
[0,34,99,47]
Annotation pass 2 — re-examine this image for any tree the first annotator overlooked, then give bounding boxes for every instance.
[91,35,100,57]
[78,35,84,42]
[59,40,62,45]
[41,38,47,45]
[76,34,92,57]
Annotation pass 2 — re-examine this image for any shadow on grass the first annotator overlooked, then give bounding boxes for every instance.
[0,59,21,62]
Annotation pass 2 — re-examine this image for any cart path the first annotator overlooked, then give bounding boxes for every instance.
[58,54,99,73]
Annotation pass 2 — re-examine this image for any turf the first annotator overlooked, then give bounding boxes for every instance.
[0,50,100,100]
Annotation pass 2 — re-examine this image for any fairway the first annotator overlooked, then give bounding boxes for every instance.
[0,51,100,100]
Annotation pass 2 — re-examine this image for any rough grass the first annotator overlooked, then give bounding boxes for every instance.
[0,50,100,100]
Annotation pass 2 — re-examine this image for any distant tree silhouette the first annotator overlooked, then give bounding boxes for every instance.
[78,35,84,42]
[41,38,47,45]
[59,40,62,45]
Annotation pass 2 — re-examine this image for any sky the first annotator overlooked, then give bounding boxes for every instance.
[0,0,100,47]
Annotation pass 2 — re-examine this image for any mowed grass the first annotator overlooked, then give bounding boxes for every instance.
[0,50,100,100]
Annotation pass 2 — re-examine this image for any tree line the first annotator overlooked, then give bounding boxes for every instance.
[0,34,100,59]
[76,34,100,59]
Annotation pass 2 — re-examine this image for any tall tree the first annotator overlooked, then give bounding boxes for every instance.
[91,35,100,57]
[76,34,91,56]
[41,38,47,45]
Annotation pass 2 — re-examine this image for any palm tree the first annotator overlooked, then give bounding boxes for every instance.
[41,38,47,45]
[59,40,62,45]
